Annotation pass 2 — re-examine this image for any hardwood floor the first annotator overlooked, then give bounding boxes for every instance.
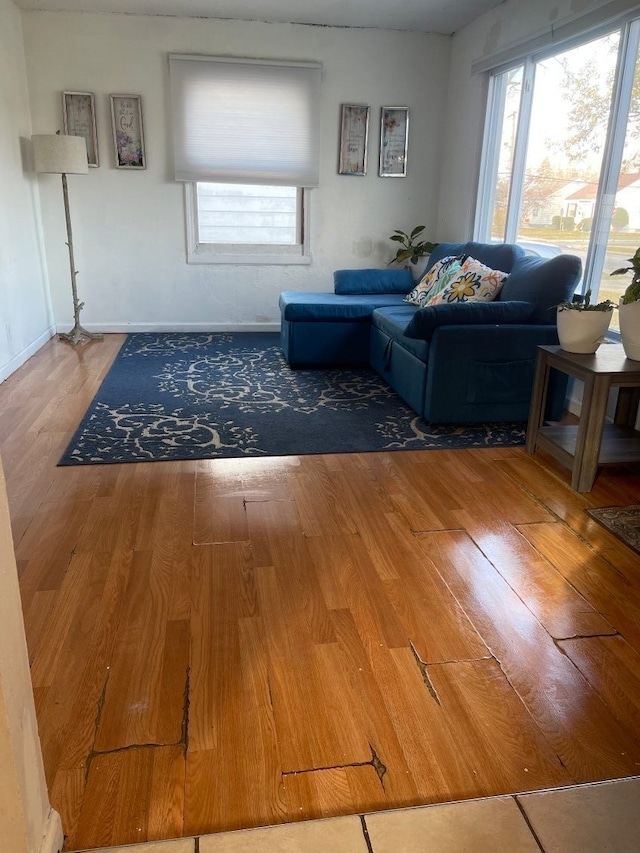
[2,334,640,851]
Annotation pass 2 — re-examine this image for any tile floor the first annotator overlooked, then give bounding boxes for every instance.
[77,776,640,853]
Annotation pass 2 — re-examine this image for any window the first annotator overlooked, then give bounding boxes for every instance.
[186,182,309,264]
[476,14,640,331]
[196,184,299,245]
[478,65,524,241]
[169,54,321,264]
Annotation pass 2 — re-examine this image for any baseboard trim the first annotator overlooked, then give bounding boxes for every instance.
[567,394,582,417]
[567,384,620,424]
[0,325,56,383]
[66,323,281,333]
[39,808,63,853]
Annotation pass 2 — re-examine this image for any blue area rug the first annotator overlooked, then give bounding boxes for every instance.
[59,333,526,465]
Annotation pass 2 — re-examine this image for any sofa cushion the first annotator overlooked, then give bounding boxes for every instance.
[371,305,429,361]
[425,241,525,277]
[333,268,414,295]
[371,305,429,362]
[279,291,406,322]
[404,300,534,341]
[498,254,582,324]
[404,256,463,306]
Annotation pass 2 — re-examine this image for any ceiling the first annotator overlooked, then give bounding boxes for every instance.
[15,0,504,35]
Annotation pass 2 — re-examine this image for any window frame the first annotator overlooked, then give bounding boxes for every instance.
[184,183,311,266]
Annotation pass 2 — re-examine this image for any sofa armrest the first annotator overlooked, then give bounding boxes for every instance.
[404,300,533,341]
[428,322,559,355]
[423,324,564,423]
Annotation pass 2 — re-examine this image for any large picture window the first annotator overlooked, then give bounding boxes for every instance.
[476,15,640,331]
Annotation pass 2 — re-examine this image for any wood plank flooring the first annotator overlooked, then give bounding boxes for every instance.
[2,334,640,850]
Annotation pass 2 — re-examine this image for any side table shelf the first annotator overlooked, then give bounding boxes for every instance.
[536,424,640,465]
[527,344,640,492]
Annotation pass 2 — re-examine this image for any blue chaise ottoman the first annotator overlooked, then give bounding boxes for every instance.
[279,268,414,366]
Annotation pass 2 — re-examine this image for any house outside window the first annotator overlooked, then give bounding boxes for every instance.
[475,13,640,331]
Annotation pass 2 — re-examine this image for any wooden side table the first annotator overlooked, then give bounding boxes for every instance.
[526,344,640,492]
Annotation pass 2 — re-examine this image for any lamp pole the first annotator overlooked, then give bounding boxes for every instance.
[58,172,102,346]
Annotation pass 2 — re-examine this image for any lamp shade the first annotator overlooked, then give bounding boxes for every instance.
[32,134,88,175]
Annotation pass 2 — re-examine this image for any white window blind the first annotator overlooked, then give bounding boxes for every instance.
[169,54,322,187]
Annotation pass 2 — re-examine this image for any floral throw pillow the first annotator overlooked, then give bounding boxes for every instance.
[404,255,463,307]
[427,256,509,305]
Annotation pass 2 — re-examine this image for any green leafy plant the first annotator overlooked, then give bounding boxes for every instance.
[557,288,616,312]
[388,225,438,266]
[611,247,640,304]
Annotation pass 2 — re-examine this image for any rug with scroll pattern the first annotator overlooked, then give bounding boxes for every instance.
[59,333,527,465]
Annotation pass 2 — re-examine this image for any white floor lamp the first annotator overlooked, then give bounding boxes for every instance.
[32,133,102,346]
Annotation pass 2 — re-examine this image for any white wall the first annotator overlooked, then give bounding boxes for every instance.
[22,12,451,331]
[438,0,632,238]
[0,0,54,382]
[0,454,63,853]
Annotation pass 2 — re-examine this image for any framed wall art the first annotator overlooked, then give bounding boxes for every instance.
[110,94,146,169]
[62,91,99,167]
[338,104,370,176]
[379,106,409,177]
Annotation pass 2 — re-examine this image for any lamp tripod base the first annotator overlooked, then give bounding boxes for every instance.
[59,323,103,346]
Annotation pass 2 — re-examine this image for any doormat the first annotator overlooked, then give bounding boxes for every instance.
[586,505,640,556]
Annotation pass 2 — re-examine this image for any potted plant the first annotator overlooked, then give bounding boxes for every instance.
[388,225,438,280]
[611,246,640,360]
[556,289,616,354]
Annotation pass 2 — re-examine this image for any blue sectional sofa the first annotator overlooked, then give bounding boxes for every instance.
[279,241,582,424]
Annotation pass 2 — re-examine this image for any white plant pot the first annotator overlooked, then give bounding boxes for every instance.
[411,255,431,281]
[619,298,640,361]
[556,307,613,354]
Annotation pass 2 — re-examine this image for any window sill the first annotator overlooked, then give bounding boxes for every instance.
[187,247,311,266]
